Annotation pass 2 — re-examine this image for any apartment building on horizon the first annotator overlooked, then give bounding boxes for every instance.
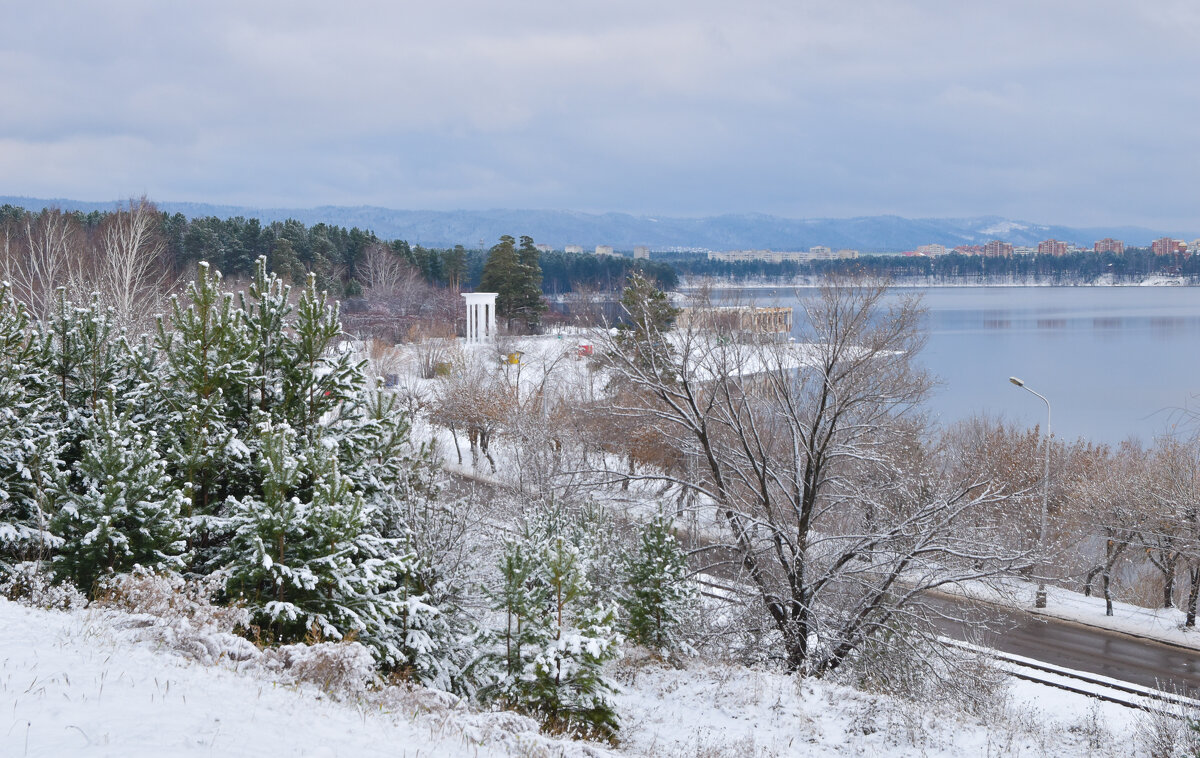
[984,240,1014,257]
[1037,239,1069,256]
[707,247,858,263]
[1151,237,1187,256]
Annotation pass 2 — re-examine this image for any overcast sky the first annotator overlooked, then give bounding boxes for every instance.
[2,1,1199,228]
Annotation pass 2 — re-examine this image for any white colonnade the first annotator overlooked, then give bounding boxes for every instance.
[462,292,498,343]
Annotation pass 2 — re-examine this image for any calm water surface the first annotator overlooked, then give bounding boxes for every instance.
[722,287,1200,443]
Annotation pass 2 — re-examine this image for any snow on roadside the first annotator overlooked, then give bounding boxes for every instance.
[0,598,612,758]
[940,578,1200,651]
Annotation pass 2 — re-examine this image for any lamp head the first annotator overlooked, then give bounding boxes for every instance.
[1009,376,1024,387]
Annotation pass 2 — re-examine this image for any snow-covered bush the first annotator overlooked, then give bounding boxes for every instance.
[1135,694,1200,758]
[93,568,258,665]
[0,561,86,610]
[263,641,379,699]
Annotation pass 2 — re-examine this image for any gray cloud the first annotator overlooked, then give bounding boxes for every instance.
[2,0,1199,228]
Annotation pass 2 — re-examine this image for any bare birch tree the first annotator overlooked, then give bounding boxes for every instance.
[1,208,83,320]
[596,278,1029,673]
[80,197,172,331]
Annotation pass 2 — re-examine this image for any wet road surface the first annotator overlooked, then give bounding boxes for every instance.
[941,598,1200,696]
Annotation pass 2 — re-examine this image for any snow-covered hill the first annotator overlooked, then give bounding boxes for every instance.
[0,595,608,757]
[0,196,1177,250]
[0,591,1153,757]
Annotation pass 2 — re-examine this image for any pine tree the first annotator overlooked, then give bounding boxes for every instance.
[615,272,679,380]
[282,272,364,440]
[515,235,548,328]
[479,235,523,326]
[222,424,412,656]
[237,256,294,425]
[621,515,694,656]
[154,262,257,568]
[342,389,473,691]
[482,508,621,741]
[51,400,185,593]
[0,282,61,570]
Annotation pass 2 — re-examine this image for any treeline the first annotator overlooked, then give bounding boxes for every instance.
[0,202,675,300]
[666,249,1200,282]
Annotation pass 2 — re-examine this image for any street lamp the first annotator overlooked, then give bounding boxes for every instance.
[1009,376,1050,609]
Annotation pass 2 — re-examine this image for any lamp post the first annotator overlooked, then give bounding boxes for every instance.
[1009,376,1050,609]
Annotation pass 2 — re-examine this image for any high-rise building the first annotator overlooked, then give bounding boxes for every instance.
[916,244,947,256]
[633,246,649,259]
[564,245,584,254]
[983,240,1014,258]
[595,245,615,256]
[1093,238,1124,254]
[1151,237,1187,256]
[1037,239,1069,256]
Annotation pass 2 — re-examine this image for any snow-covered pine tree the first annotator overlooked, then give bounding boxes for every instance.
[485,534,551,699]
[621,514,695,656]
[155,262,257,569]
[0,282,61,570]
[38,292,122,417]
[339,389,473,691]
[221,423,414,657]
[51,399,185,593]
[237,256,293,422]
[482,508,622,741]
[282,272,363,440]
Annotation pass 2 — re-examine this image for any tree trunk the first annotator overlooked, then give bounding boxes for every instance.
[1187,565,1200,627]
[1083,564,1102,597]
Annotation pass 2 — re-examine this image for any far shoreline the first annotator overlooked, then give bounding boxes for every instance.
[676,274,1198,291]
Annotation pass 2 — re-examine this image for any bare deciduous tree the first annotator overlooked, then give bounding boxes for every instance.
[596,278,1029,673]
[430,357,515,473]
[83,197,172,331]
[1142,435,1200,614]
[1,208,83,320]
[1068,441,1142,616]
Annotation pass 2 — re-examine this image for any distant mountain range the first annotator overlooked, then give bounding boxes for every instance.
[1,196,1187,252]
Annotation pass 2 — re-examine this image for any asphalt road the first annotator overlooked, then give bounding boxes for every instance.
[942,599,1200,696]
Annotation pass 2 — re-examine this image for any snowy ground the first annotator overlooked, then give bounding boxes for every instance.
[0,598,609,758]
[610,654,1143,757]
[0,595,1158,757]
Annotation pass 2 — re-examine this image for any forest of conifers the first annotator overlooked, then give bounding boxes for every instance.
[0,202,678,298]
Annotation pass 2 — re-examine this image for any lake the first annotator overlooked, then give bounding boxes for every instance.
[717,286,1200,444]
